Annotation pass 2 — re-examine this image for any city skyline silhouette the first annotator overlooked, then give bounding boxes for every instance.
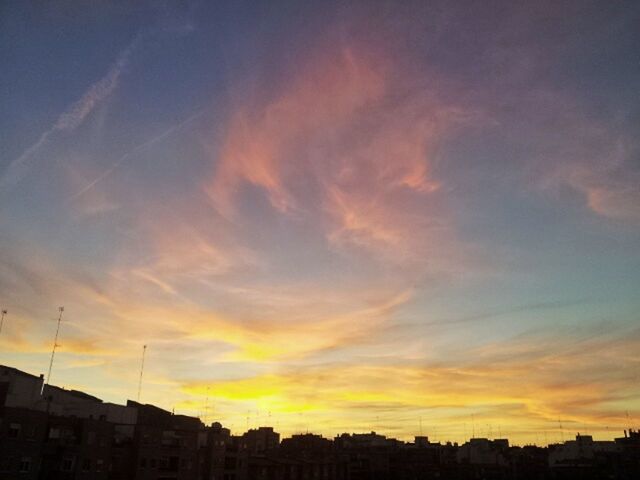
[2,362,639,479]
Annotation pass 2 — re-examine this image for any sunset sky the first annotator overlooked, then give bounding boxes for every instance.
[1,1,639,444]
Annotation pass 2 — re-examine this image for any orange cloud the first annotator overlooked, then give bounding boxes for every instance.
[181,289,413,362]
[180,327,640,442]
[207,45,473,266]
[209,47,387,216]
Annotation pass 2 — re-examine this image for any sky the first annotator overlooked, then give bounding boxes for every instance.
[1,1,639,445]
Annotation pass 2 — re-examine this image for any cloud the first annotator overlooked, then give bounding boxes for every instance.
[0,236,414,367]
[207,45,475,267]
[208,47,387,215]
[152,288,414,362]
[496,88,640,225]
[180,325,640,441]
[546,117,640,224]
[0,337,117,357]
[67,109,204,204]
[0,35,142,191]
[3,5,638,443]
[563,156,640,224]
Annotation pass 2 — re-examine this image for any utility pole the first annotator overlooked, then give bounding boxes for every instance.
[46,307,64,386]
[137,345,147,403]
[0,309,7,335]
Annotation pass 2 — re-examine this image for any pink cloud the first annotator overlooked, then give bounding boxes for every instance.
[518,90,640,225]
[209,47,387,215]
[208,45,475,267]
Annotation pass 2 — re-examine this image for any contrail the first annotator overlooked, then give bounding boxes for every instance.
[0,35,142,192]
[67,110,204,202]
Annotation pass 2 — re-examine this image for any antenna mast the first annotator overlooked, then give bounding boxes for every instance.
[46,307,64,385]
[204,386,210,425]
[137,344,147,402]
[0,309,7,335]
[558,419,564,442]
[472,414,476,438]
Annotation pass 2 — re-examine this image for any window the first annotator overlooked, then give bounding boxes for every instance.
[49,427,60,439]
[19,457,31,473]
[8,423,21,438]
[87,431,96,445]
[82,458,91,472]
[61,457,75,472]
[140,457,147,468]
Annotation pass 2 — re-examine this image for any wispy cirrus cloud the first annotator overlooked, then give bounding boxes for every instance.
[539,105,640,224]
[208,47,387,216]
[562,150,640,224]
[208,45,476,268]
[494,87,640,226]
[0,35,142,191]
[180,325,640,441]
[67,109,204,205]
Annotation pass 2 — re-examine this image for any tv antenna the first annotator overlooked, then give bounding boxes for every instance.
[137,344,147,402]
[558,419,564,442]
[46,307,64,385]
[472,414,476,438]
[204,386,210,425]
